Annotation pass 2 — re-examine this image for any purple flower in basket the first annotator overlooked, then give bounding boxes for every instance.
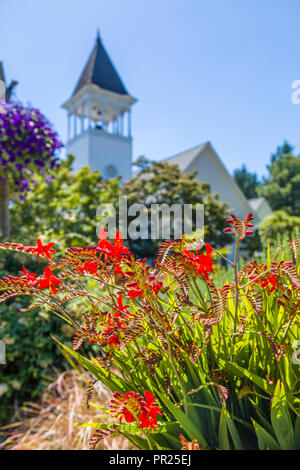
[0,101,63,198]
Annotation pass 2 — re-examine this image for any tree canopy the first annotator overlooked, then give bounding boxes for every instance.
[258,143,300,216]
[122,160,231,258]
[233,164,260,199]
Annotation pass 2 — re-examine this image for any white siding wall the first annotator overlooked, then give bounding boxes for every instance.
[67,132,90,171]
[66,128,132,180]
[186,148,251,218]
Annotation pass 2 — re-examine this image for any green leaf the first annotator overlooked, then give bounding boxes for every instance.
[294,416,300,450]
[223,407,244,450]
[52,336,130,393]
[223,360,274,394]
[252,419,280,450]
[218,406,230,450]
[74,422,142,433]
[271,380,294,450]
[156,390,208,448]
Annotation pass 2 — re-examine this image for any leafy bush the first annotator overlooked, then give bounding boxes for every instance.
[0,213,299,450]
[10,154,120,249]
[0,251,72,424]
[259,210,300,245]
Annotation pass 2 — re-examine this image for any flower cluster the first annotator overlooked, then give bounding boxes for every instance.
[0,102,62,199]
[183,242,214,280]
[0,239,62,295]
[110,390,162,430]
[97,228,130,260]
[0,214,299,450]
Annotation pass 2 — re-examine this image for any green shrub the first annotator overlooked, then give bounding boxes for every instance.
[259,210,300,245]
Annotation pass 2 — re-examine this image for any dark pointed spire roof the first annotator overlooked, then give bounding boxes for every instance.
[72,32,128,96]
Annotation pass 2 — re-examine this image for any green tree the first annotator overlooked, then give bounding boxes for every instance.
[233,164,260,199]
[258,143,300,216]
[10,154,120,249]
[122,160,230,259]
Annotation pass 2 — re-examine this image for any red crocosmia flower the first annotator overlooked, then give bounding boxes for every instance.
[127,281,139,288]
[97,228,129,261]
[38,266,62,294]
[122,408,135,423]
[138,390,162,429]
[152,281,163,296]
[110,391,161,428]
[20,265,38,287]
[116,294,130,315]
[128,288,144,299]
[108,333,121,347]
[256,274,277,294]
[78,260,98,275]
[110,391,143,423]
[31,239,56,259]
[88,338,97,344]
[184,243,214,280]
[114,263,125,277]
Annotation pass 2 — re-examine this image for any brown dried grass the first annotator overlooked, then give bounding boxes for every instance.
[0,370,131,450]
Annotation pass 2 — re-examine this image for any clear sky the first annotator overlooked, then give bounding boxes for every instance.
[1,0,300,177]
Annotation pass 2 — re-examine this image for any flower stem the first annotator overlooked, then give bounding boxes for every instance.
[230,240,240,360]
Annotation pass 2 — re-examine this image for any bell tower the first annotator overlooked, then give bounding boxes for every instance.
[62,31,137,180]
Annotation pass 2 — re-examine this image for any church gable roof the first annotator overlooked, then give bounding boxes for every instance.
[72,33,128,97]
[164,143,208,171]
[163,142,253,216]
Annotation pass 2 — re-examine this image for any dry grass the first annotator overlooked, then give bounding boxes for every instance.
[0,370,131,450]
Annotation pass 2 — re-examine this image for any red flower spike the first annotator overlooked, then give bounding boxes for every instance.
[110,391,144,424]
[223,213,255,241]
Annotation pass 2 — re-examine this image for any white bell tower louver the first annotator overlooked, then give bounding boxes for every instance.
[62,31,137,180]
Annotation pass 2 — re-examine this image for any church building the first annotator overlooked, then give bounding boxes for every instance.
[62,32,272,224]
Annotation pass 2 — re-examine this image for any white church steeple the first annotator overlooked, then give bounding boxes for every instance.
[62,31,137,179]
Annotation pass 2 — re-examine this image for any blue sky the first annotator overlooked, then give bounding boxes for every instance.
[1,0,300,177]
